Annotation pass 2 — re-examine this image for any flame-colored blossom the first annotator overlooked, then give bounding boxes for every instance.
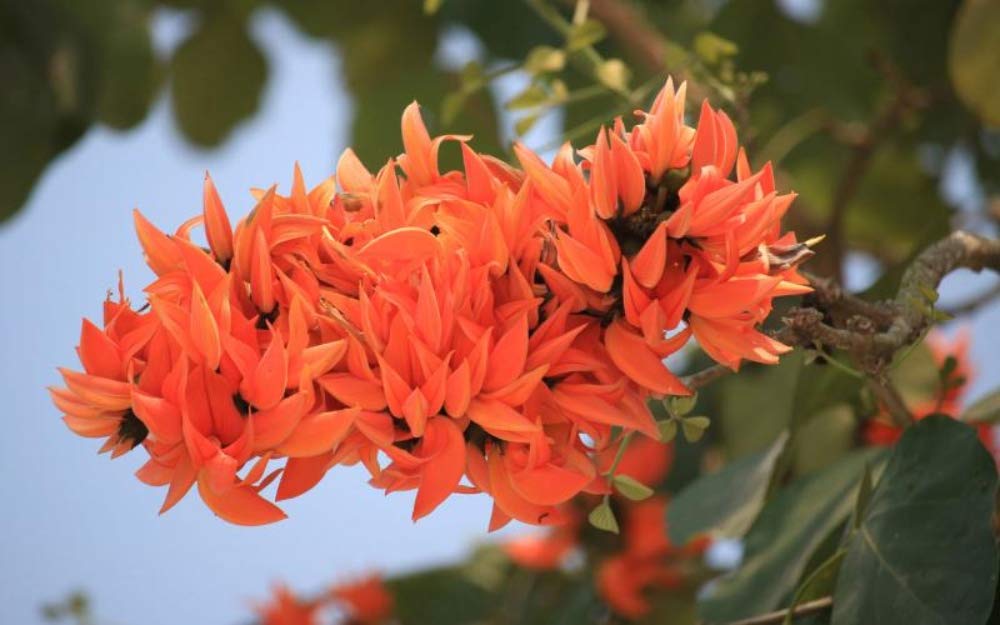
[54,77,807,527]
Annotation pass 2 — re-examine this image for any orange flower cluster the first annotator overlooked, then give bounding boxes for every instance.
[504,436,709,619]
[51,78,808,526]
[255,575,393,625]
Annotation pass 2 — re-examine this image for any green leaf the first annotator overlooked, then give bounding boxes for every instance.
[613,474,655,501]
[566,18,606,51]
[693,31,739,64]
[962,389,1000,424]
[783,551,844,625]
[170,13,267,147]
[459,60,484,88]
[423,0,443,15]
[588,500,619,533]
[832,417,998,625]
[792,360,863,426]
[699,448,887,622]
[595,58,629,92]
[658,419,678,443]
[514,113,541,136]
[849,463,875,531]
[94,0,160,130]
[669,393,699,417]
[681,417,710,442]
[441,91,466,126]
[668,431,788,545]
[523,45,566,74]
[949,0,1000,125]
[506,84,549,110]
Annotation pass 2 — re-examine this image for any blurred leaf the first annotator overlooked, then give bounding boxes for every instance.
[719,355,800,457]
[423,0,443,15]
[949,0,1000,125]
[963,389,1000,423]
[792,362,863,426]
[693,31,738,65]
[699,448,887,622]
[595,58,629,92]
[832,417,998,625]
[791,404,856,475]
[94,0,160,129]
[515,113,541,136]
[524,45,566,74]
[566,18,606,51]
[170,12,267,146]
[507,84,550,110]
[388,566,494,625]
[668,431,788,545]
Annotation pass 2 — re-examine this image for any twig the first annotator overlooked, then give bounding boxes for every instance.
[684,363,731,390]
[866,376,914,427]
[708,596,833,625]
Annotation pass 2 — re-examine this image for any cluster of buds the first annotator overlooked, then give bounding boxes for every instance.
[51,78,810,527]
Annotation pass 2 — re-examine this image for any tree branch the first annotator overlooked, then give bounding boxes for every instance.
[708,596,833,625]
[784,230,1000,373]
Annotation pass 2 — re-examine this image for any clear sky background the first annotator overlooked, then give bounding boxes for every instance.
[1,7,997,625]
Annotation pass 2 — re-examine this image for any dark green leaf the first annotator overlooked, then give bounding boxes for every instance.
[668,431,788,545]
[170,13,267,147]
[832,417,998,625]
[699,448,887,622]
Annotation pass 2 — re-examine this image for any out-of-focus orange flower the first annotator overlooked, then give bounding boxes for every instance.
[596,496,711,619]
[255,585,322,625]
[55,76,806,527]
[330,575,394,625]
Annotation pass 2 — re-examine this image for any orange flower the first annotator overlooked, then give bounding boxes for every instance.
[56,76,808,527]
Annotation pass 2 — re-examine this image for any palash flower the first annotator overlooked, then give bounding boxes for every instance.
[54,76,809,527]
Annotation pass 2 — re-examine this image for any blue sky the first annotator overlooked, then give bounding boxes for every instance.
[1,7,997,625]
